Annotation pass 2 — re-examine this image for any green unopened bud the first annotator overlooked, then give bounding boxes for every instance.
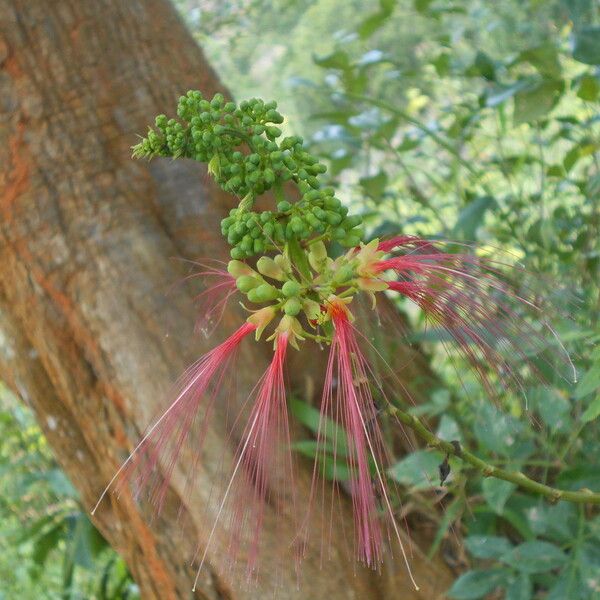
[236,275,261,293]
[344,215,362,229]
[273,253,291,273]
[325,211,342,226]
[341,234,361,247]
[281,280,301,297]
[227,260,255,278]
[333,264,355,284]
[256,256,285,281]
[283,297,302,316]
[249,283,280,303]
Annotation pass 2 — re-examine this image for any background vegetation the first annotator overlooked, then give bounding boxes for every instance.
[1,0,598,598]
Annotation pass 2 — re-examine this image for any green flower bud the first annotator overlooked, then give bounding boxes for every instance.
[252,283,280,302]
[277,200,291,212]
[324,197,341,210]
[281,280,301,297]
[227,260,255,278]
[284,297,302,316]
[341,234,361,247]
[236,275,261,293]
[333,264,355,284]
[211,93,224,108]
[256,256,285,281]
[344,215,362,229]
[290,217,305,234]
[325,211,342,226]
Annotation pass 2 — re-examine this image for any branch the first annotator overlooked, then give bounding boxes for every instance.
[387,406,600,505]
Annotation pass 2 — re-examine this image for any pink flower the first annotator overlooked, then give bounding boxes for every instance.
[91,322,256,517]
[194,332,297,587]
[372,236,575,395]
[306,299,419,588]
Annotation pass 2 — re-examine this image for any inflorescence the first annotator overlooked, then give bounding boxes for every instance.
[133,91,362,259]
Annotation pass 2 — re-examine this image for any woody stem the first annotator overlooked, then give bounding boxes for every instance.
[386,405,600,505]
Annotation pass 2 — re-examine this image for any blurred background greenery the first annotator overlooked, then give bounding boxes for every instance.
[1,0,599,598]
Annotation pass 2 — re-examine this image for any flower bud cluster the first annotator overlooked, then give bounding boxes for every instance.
[133,91,362,258]
[225,239,391,346]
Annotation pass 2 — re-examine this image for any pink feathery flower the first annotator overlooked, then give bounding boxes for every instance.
[91,322,256,517]
[180,259,237,336]
[307,299,419,589]
[194,332,297,588]
[372,236,575,394]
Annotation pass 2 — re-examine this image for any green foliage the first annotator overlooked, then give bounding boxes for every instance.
[0,386,138,600]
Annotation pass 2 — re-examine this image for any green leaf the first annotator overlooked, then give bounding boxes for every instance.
[528,386,571,431]
[573,27,600,65]
[289,398,348,453]
[388,449,442,489]
[563,145,581,173]
[527,502,577,543]
[428,497,464,558]
[448,569,507,599]
[291,439,348,459]
[432,52,451,77]
[357,2,394,40]
[359,171,388,200]
[32,523,64,568]
[513,79,563,124]
[465,535,513,559]
[501,541,567,574]
[587,173,600,199]
[518,44,561,79]
[469,51,496,81]
[557,465,600,492]
[473,404,526,457]
[452,196,496,239]
[436,414,461,442]
[482,478,516,515]
[577,75,600,101]
[313,50,350,70]
[414,0,434,14]
[486,80,530,108]
[575,362,600,398]
[505,573,533,600]
[581,395,600,423]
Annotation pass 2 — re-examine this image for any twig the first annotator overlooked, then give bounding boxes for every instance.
[387,405,600,505]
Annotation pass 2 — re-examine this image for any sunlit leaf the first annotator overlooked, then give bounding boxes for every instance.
[573,26,600,65]
[513,79,564,124]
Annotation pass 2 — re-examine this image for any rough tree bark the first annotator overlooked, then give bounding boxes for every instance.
[0,1,452,598]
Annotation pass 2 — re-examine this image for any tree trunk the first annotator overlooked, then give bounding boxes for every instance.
[0,1,452,598]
